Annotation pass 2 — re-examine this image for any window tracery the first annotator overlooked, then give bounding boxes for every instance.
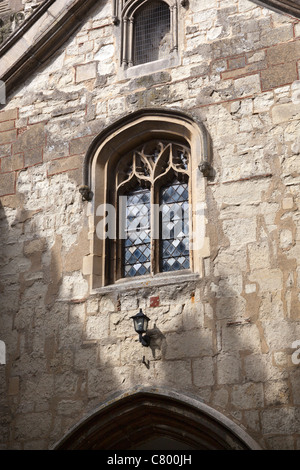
[81,109,211,289]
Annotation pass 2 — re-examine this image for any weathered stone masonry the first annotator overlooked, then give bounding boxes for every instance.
[0,0,300,450]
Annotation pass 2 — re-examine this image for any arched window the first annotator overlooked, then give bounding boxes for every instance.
[133,1,171,65]
[116,0,179,69]
[81,110,211,289]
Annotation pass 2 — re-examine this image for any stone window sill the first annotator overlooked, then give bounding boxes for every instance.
[91,270,200,294]
[118,54,180,80]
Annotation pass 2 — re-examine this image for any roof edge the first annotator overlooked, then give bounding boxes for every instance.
[251,0,300,18]
[0,0,104,100]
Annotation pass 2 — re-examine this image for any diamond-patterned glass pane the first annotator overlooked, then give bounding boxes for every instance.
[123,187,151,277]
[160,180,190,272]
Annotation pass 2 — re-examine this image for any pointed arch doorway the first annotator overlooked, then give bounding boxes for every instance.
[53,388,261,450]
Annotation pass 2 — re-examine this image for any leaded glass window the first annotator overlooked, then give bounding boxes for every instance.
[115,0,179,69]
[134,1,171,65]
[115,140,191,279]
[160,180,190,272]
[123,187,151,277]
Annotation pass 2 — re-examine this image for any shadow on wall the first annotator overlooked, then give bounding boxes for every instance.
[204,181,299,450]
[0,170,121,449]
[0,200,11,447]
[0,176,275,450]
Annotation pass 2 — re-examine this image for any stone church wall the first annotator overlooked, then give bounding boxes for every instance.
[0,0,300,449]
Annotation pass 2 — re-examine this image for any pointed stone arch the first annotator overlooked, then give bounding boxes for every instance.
[81,108,212,290]
[53,387,262,450]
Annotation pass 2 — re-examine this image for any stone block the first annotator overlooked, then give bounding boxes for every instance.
[182,301,204,330]
[272,103,300,124]
[119,295,138,311]
[228,56,246,70]
[8,376,19,396]
[1,154,24,172]
[69,135,95,155]
[233,74,261,97]
[261,62,297,91]
[264,380,290,406]
[217,353,240,384]
[263,320,300,350]
[244,354,288,383]
[290,370,300,405]
[215,296,246,321]
[0,172,15,196]
[57,400,84,416]
[0,144,11,157]
[221,322,261,353]
[75,62,97,83]
[24,238,46,256]
[260,24,294,49]
[282,197,294,210]
[0,129,17,145]
[24,147,43,167]
[15,412,52,440]
[69,303,86,324]
[261,407,299,434]
[74,343,99,370]
[249,269,283,293]
[100,338,121,366]
[87,366,128,398]
[212,388,229,408]
[9,0,23,13]
[231,382,264,409]
[265,436,295,450]
[54,371,79,396]
[252,92,274,113]
[48,155,82,176]
[99,296,116,313]
[85,314,109,340]
[266,41,300,66]
[86,297,99,314]
[248,241,271,271]
[192,356,214,387]
[214,246,248,276]
[13,123,45,153]
[164,329,213,359]
[243,410,261,432]
[222,217,257,246]
[154,360,193,389]
[0,120,15,132]
[0,108,18,123]
[58,272,88,301]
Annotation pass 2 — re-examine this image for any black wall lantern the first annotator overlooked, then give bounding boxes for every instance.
[130,308,150,347]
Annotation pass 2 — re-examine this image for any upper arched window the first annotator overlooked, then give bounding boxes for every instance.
[115,0,179,69]
[133,1,171,65]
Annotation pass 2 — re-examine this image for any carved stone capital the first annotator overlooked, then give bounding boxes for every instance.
[79,185,93,201]
[199,161,212,177]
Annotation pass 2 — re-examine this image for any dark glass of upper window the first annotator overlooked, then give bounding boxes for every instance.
[134,1,171,65]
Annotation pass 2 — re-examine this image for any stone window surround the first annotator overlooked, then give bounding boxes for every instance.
[81,109,211,292]
[113,0,184,79]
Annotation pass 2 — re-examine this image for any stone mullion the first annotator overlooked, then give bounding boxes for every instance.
[170,4,178,52]
[122,17,128,65]
[128,17,134,66]
[151,181,159,275]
